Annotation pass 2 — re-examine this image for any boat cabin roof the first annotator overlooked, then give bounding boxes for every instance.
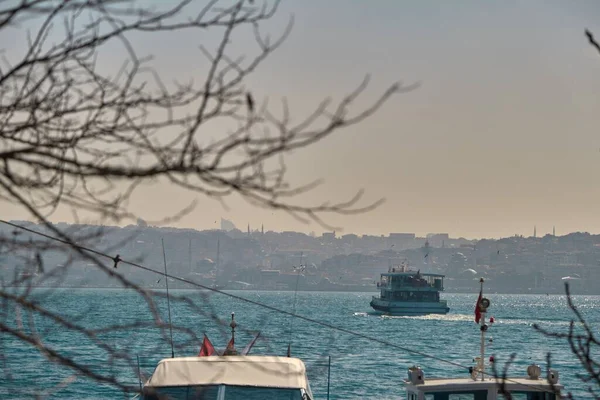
[405,377,563,399]
[145,356,310,390]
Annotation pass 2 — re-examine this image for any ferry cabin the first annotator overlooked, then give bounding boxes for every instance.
[378,271,445,302]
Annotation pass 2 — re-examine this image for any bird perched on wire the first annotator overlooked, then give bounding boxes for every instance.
[246,92,254,114]
[113,254,121,269]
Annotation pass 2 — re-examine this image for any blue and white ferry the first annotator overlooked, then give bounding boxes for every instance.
[370,263,450,316]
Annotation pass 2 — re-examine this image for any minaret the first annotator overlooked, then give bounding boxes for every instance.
[422,239,431,264]
[216,237,220,279]
[534,225,537,238]
[247,223,250,236]
[261,224,264,235]
[553,226,555,237]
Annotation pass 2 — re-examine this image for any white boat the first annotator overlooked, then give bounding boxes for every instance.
[404,278,563,400]
[135,313,315,399]
[138,355,313,399]
[405,370,562,400]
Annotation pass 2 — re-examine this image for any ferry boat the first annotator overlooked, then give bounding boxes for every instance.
[135,313,315,400]
[404,278,563,399]
[370,263,450,315]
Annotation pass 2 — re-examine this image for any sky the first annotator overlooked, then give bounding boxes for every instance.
[4,0,600,239]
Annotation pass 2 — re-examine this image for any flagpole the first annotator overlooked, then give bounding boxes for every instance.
[479,277,485,381]
[224,312,236,355]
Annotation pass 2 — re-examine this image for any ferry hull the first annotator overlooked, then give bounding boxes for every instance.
[370,297,450,316]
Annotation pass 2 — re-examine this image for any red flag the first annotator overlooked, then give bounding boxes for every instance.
[198,334,215,356]
[474,289,482,323]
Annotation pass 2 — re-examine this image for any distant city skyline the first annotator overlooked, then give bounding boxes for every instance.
[212,220,566,240]
[6,216,577,241]
[4,0,600,238]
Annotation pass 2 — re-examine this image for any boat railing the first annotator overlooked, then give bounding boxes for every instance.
[372,296,447,305]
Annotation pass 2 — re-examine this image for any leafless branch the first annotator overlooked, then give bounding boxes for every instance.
[533,283,600,399]
[586,29,600,55]
[0,0,413,396]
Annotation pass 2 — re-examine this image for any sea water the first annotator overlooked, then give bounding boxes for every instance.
[1,289,597,399]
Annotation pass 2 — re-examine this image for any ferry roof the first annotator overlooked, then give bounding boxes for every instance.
[381,271,445,277]
[145,356,310,389]
[404,377,563,393]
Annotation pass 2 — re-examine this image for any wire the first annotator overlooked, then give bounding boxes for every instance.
[0,219,564,394]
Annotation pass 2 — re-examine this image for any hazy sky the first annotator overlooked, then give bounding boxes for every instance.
[5,0,600,239]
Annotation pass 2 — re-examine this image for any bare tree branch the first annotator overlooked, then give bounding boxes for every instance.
[586,29,600,55]
[533,283,600,399]
[0,0,414,397]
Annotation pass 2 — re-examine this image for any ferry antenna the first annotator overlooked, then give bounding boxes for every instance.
[161,238,175,359]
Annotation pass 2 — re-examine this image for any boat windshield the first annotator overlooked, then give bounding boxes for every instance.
[140,384,306,399]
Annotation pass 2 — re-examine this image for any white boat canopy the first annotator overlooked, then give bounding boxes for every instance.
[145,356,310,390]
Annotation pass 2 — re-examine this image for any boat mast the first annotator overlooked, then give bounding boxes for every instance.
[161,238,175,358]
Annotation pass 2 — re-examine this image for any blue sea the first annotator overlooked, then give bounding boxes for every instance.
[1,289,598,399]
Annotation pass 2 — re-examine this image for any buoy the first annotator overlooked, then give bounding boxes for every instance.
[489,356,495,363]
[490,316,495,323]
